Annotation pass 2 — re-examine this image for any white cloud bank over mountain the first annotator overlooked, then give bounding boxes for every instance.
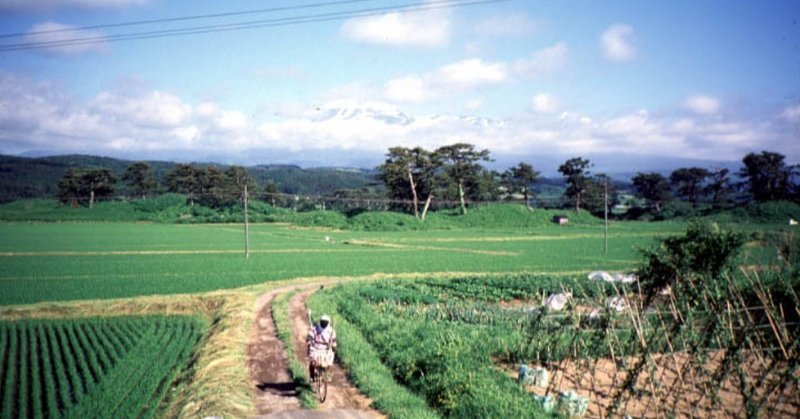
[0,71,796,168]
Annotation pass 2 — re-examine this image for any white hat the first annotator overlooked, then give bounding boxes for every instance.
[320,315,331,322]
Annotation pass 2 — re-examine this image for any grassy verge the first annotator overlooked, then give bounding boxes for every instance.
[308,288,441,419]
[271,290,318,408]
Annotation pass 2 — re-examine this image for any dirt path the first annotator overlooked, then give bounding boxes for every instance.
[247,283,382,419]
[289,288,381,415]
[248,290,301,415]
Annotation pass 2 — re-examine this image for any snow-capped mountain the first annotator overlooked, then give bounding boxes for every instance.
[311,101,413,125]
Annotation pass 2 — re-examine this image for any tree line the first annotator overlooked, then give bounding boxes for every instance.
[58,163,262,208]
[377,145,799,217]
[630,151,797,215]
[56,146,798,218]
[378,146,625,217]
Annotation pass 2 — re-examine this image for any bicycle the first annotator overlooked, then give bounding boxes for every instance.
[310,360,332,402]
[309,348,334,403]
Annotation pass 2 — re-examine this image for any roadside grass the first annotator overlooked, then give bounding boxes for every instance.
[271,290,317,408]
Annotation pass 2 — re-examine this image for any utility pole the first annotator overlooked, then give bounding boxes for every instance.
[244,184,250,259]
[603,179,609,254]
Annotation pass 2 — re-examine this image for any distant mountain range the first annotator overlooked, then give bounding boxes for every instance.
[0,154,381,203]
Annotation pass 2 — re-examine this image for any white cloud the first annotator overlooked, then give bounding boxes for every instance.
[436,58,508,88]
[253,100,791,162]
[474,13,538,37]
[601,24,636,61]
[781,104,800,122]
[91,90,192,128]
[23,21,109,55]
[0,72,260,155]
[514,42,568,77]
[0,0,147,12]
[340,8,450,47]
[464,99,484,112]
[384,58,509,102]
[382,43,567,104]
[1,71,797,166]
[684,95,721,115]
[384,75,429,102]
[195,102,250,134]
[170,125,200,143]
[532,93,558,113]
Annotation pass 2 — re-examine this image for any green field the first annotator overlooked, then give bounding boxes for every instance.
[0,220,690,305]
[0,218,782,306]
[0,211,793,418]
[0,315,204,418]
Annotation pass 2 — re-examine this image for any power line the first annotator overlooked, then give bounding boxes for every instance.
[0,0,510,53]
[0,0,378,39]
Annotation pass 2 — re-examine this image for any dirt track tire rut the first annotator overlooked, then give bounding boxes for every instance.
[247,283,383,419]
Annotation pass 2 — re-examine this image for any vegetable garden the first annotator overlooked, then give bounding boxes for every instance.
[0,315,204,419]
[309,267,799,417]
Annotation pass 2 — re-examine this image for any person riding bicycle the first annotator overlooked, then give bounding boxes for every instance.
[307,314,336,379]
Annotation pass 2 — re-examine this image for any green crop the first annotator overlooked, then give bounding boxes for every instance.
[315,264,799,418]
[0,221,691,305]
[0,316,205,419]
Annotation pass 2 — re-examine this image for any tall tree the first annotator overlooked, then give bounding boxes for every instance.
[83,168,116,208]
[434,143,492,215]
[558,157,592,213]
[225,165,256,205]
[466,169,501,202]
[669,167,710,206]
[378,147,436,218]
[123,162,158,200]
[706,167,733,208]
[740,151,792,202]
[632,172,672,213]
[584,174,619,215]
[262,180,282,207]
[57,169,83,207]
[200,166,231,208]
[503,162,540,208]
[58,168,116,208]
[166,164,202,206]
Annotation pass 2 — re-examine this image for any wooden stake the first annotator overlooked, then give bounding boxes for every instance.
[244,184,250,259]
[604,180,609,254]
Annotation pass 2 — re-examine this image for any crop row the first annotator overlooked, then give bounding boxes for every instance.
[314,283,547,418]
[360,275,630,305]
[0,316,204,419]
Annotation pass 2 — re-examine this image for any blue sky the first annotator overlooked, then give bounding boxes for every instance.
[0,0,798,171]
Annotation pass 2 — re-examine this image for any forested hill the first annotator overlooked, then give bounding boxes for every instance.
[0,154,380,203]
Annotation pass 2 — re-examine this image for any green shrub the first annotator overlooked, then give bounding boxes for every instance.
[637,221,749,302]
[288,210,349,229]
[129,193,187,213]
